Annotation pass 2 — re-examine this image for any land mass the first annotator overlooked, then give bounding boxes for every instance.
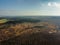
[0,16,60,45]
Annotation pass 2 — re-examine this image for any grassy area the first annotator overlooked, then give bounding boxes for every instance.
[0,19,8,24]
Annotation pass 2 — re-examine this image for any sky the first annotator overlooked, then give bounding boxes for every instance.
[0,0,60,16]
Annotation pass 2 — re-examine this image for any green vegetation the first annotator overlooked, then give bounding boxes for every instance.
[0,19,8,24]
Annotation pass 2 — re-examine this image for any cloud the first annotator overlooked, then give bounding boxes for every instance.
[48,2,60,8]
[48,2,52,7]
[54,2,60,8]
